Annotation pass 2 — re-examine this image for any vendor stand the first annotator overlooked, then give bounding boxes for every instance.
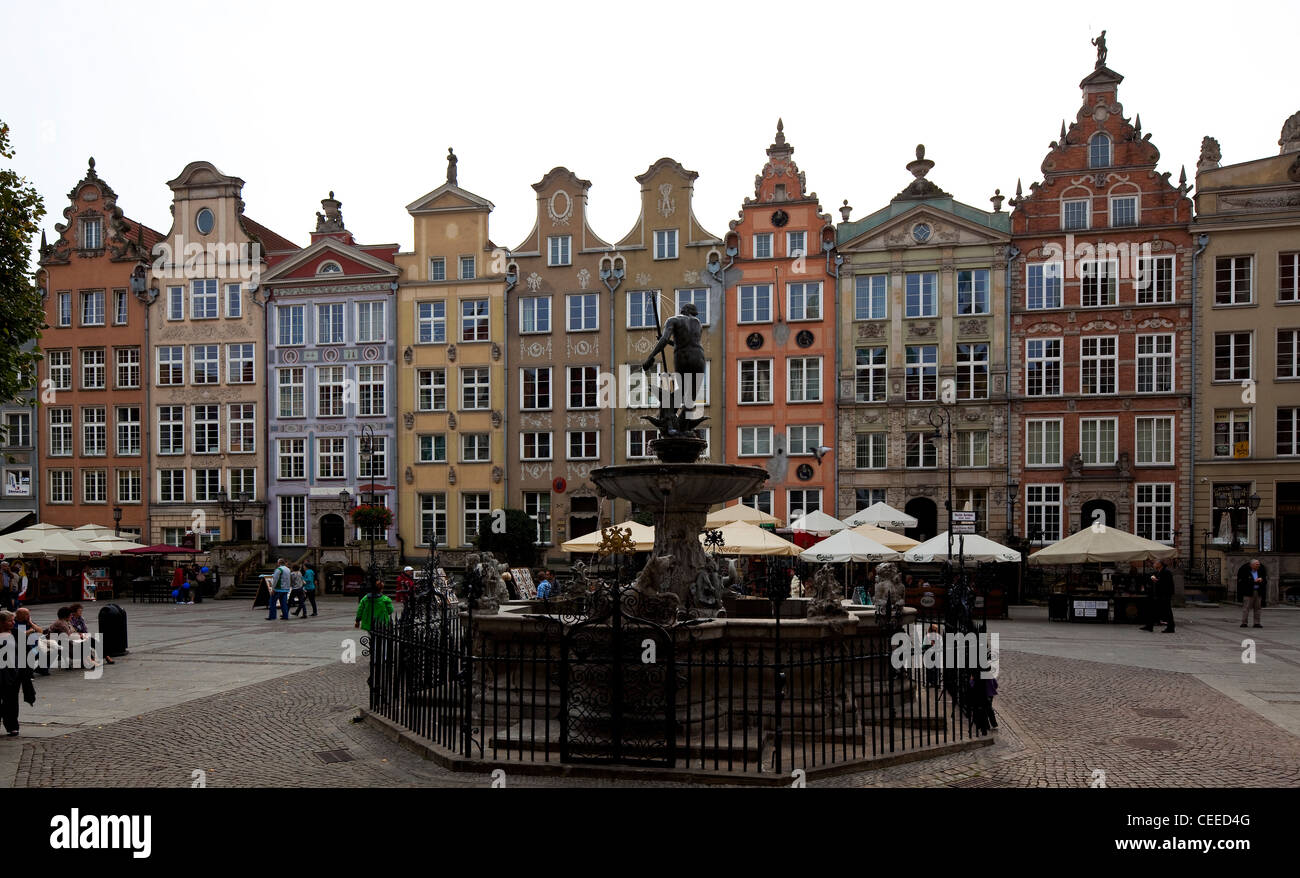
[902,531,1022,620]
[1028,526,1178,623]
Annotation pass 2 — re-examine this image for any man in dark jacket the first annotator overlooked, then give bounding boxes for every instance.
[1237,559,1266,628]
[0,610,36,736]
[1140,559,1176,633]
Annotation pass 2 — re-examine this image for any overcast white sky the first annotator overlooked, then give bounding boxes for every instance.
[3,0,1296,256]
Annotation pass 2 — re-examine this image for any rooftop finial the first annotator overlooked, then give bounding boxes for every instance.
[775,118,785,144]
[447,147,458,185]
[991,189,1005,213]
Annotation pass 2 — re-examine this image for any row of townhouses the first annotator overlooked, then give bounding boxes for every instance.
[14,50,1300,594]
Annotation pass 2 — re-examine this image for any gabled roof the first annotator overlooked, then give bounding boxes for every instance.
[837,198,1010,249]
[241,217,300,252]
[406,182,494,215]
[260,237,399,284]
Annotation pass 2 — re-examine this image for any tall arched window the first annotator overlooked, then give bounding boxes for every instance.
[1089,133,1112,169]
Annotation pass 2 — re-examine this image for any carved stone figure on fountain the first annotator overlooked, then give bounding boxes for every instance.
[463,552,510,614]
[640,302,709,461]
[632,554,681,622]
[806,564,850,620]
[873,562,905,612]
[691,556,726,615]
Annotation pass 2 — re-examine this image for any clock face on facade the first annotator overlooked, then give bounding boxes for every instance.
[771,209,790,228]
[796,464,815,482]
[796,330,814,348]
[912,222,933,243]
[746,332,764,350]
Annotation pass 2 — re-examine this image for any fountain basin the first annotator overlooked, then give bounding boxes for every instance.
[591,462,770,511]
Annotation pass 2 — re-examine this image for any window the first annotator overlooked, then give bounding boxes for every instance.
[525,492,551,544]
[646,228,676,260]
[957,270,990,315]
[787,489,822,521]
[1062,199,1090,231]
[229,404,255,453]
[1279,252,1299,303]
[279,496,306,546]
[2,413,29,448]
[1280,330,1300,380]
[1026,338,1062,396]
[49,408,72,457]
[157,406,185,455]
[1214,332,1252,382]
[117,469,141,504]
[115,348,140,389]
[191,279,218,319]
[567,366,598,409]
[1027,419,1062,467]
[1135,484,1174,543]
[956,344,989,400]
[357,301,385,342]
[855,275,887,321]
[462,493,491,545]
[738,284,772,323]
[459,299,489,342]
[278,305,305,345]
[1279,409,1300,456]
[627,430,658,460]
[676,288,710,325]
[1027,485,1063,542]
[548,235,572,266]
[419,435,448,463]
[855,433,887,469]
[519,297,549,334]
[1136,334,1174,393]
[81,407,106,456]
[192,405,219,454]
[277,367,305,418]
[81,218,102,250]
[521,367,551,410]
[1136,416,1174,465]
[628,290,658,329]
[317,303,345,344]
[787,356,821,403]
[429,258,446,282]
[957,431,989,468]
[158,469,186,503]
[905,346,937,401]
[114,406,139,456]
[1080,418,1118,465]
[906,432,937,468]
[461,433,491,463]
[167,286,184,321]
[57,292,72,327]
[460,367,489,410]
[1080,260,1119,307]
[567,430,599,460]
[194,468,222,502]
[954,489,987,534]
[1110,196,1138,228]
[317,437,346,479]
[788,282,822,321]
[360,435,387,480]
[787,425,822,456]
[521,432,552,461]
[739,359,773,404]
[1136,256,1174,304]
[49,350,71,391]
[312,365,343,417]
[81,349,105,389]
[567,293,598,331]
[1080,337,1117,395]
[226,344,255,384]
[157,347,184,386]
[418,301,447,343]
[358,365,385,416]
[112,289,128,325]
[854,346,887,403]
[741,491,774,515]
[786,231,807,258]
[905,273,938,318]
[192,345,219,385]
[417,369,447,411]
[459,255,476,280]
[81,290,105,326]
[753,233,773,259]
[225,283,242,318]
[278,438,306,480]
[420,494,447,546]
[49,470,72,504]
[730,425,773,460]
[1215,256,1252,305]
[1089,133,1111,169]
[1026,263,1063,310]
[1214,409,1251,458]
[228,468,255,501]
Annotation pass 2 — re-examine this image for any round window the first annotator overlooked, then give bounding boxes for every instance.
[195,208,215,235]
[912,223,932,243]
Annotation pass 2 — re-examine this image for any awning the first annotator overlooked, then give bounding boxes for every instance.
[0,510,35,534]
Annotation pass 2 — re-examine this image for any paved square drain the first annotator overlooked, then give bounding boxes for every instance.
[1133,708,1187,719]
[314,749,355,764]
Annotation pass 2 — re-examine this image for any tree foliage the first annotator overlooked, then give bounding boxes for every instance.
[0,120,46,406]
[476,508,538,568]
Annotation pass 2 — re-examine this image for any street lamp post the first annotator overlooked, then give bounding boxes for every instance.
[359,424,380,590]
[928,406,955,583]
[216,489,252,544]
[112,505,122,537]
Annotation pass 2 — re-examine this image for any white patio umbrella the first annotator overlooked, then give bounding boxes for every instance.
[0,535,30,558]
[1028,526,1178,565]
[799,529,901,563]
[86,535,146,555]
[789,510,849,535]
[844,502,918,529]
[904,531,1021,564]
[703,521,802,556]
[561,521,655,553]
[73,524,121,539]
[705,503,783,528]
[18,528,110,558]
[850,524,920,552]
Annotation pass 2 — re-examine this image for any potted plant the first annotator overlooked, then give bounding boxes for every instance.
[350,504,393,533]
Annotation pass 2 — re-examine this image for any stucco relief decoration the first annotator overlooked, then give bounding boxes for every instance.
[548,190,573,226]
[491,411,502,428]
[492,467,503,484]
[521,414,551,430]
[404,467,414,485]
[635,272,652,286]
[448,466,456,485]
[363,346,379,361]
[1027,322,1064,335]
[447,345,456,362]
[526,272,543,292]
[576,268,590,290]
[964,410,983,422]
[283,349,298,364]
[402,346,412,365]
[683,270,700,285]
[1138,317,1173,330]
[1081,320,1118,332]
[567,338,598,358]
[857,412,883,426]
[403,412,414,430]
[523,339,552,359]
[491,343,501,361]
[857,323,884,339]
[569,412,599,429]
[657,184,676,218]
[959,319,986,336]
[448,413,457,431]
[908,322,936,338]
[570,464,594,480]
[634,337,652,355]
[522,463,551,480]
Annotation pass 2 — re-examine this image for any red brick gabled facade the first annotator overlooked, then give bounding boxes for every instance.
[1009,53,1194,556]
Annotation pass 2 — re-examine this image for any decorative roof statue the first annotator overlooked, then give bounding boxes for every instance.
[447,147,458,185]
[1280,111,1300,155]
[1091,30,1107,69]
[316,190,345,233]
[1198,136,1222,172]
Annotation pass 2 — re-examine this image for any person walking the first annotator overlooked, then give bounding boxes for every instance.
[0,610,36,736]
[302,564,318,617]
[266,558,291,621]
[0,562,14,612]
[290,564,308,618]
[1141,559,1176,633]
[1237,559,1267,629]
[354,581,394,632]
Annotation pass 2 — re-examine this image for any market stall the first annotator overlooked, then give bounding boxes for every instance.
[1028,526,1178,624]
[902,531,1022,618]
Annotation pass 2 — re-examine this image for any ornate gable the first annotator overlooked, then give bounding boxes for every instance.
[40,158,159,267]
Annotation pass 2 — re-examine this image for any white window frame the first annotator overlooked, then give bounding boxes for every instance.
[1136,415,1174,465]
[1135,483,1175,544]
[739,359,773,405]
[1079,336,1118,395]
[1026,418,1063,468]
[567,293,599,332]
[519,296,550,334]
[191,279,219,320]
[356,300,386,343]
[738,425,773,457]
[787,282,822,321]
[787,356,822,404]
[520,367,552,411]
[1136,333,1175,394]
[1026,338,1063,397]
[548,235,572,267]
[418,301,448,343]
[1026,262,1064,310]
[1079,417,1118,466]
